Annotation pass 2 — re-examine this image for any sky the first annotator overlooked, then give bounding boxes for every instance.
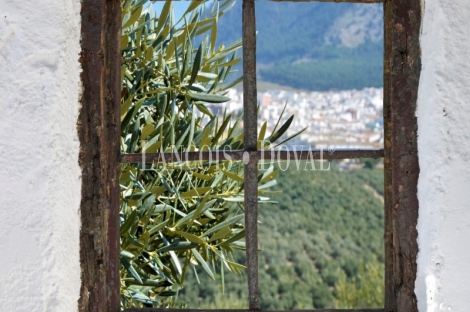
[151,1,202,20]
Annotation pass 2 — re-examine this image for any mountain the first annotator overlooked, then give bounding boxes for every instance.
[216,1,384,91]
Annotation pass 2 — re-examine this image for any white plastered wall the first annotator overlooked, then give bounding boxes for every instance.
[416,0,470,311]
[0,1,81,311]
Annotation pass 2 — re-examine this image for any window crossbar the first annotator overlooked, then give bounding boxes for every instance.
[120,149,384,163]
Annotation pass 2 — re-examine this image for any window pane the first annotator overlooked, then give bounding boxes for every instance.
[121,0,244,155]
[120,159,248,309]
[257,158,384,309]
[250,1,384,150]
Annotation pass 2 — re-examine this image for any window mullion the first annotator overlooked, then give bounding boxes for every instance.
[383,0,421,310]
[242,0,260,310]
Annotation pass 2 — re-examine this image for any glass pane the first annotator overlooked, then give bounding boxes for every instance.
[257,158,384,309]
[120,159,248,309]
[121,0,244,155]
[251,0,384,150]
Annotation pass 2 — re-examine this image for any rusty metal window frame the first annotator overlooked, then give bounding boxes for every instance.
[78,0,421,311]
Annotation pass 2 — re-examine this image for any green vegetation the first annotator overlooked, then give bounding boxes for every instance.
[119,0,299,309]
[177,161,385,309]
[120,0,385,309]
[259,47,383,91]
[335,260,384,308]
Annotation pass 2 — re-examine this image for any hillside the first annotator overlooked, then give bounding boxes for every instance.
[176,161,384,309]
[216,1,384,91]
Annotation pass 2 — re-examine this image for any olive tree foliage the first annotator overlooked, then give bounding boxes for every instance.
[120,0,300,309]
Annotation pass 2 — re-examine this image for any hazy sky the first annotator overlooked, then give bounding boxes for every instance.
[152,1,187,16]
[151,1,203,20]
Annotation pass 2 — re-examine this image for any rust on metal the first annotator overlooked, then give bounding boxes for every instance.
[121,148,384,163]
[242,0,260,309]
[78,0,121,311]
[384,0,421,311]
[244,159,260,310]
[243,1,258,152]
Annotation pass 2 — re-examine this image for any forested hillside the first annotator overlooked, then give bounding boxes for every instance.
[217,1,384,90]
[177,161,384,309]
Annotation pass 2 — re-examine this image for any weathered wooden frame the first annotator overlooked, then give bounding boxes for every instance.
[78,0,121,311]
[78,0,421,311]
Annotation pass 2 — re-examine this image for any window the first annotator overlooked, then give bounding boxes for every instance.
[78,0,421,311]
